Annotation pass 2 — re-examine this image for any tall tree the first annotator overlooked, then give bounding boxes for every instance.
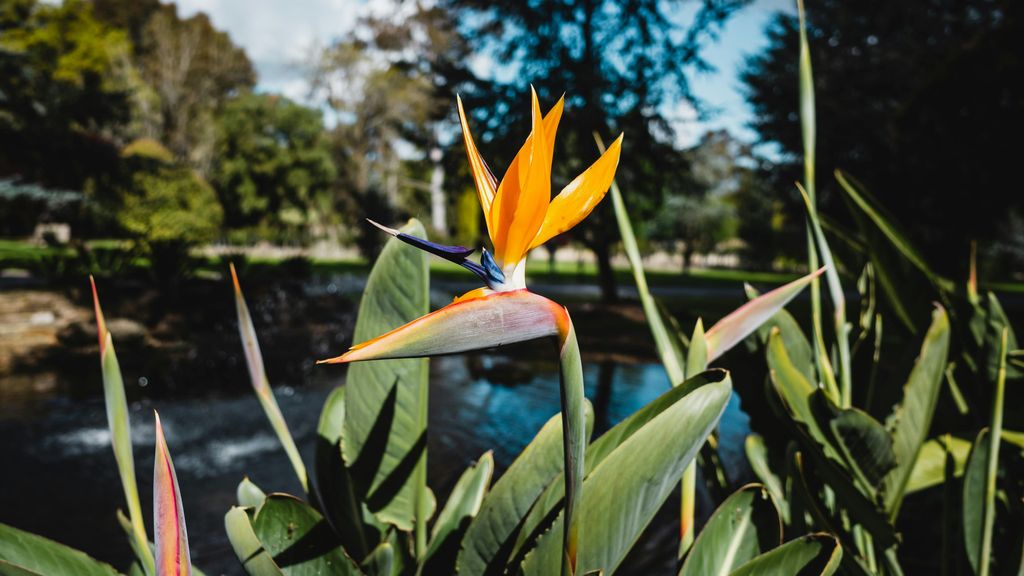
[0,0,134,190]
[310,2,475,256]
[743,0,1024,276]
[212,92,337,242]
[441,0,749,300]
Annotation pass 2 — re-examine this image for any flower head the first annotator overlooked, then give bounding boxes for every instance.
[320,90,622,364]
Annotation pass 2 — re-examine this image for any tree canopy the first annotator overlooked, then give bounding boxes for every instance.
[743,0,1024,275]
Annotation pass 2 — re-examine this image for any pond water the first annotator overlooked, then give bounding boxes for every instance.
[0,275,752,575]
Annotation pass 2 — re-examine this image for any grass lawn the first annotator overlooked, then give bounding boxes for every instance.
[3,237,1023,295]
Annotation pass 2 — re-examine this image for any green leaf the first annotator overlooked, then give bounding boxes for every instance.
[360,541,393,576]
[224,506,285,576]
[557,320,588,575]
[419,453,493,575]
[728,533,842,576]
[98,332,153,574]
[250,495,363,575]
[458,407,593,576]
[520,378,732,575]
[766,329,828,448]
[834,170,946,292]
[679,484,782,576]
[962,429,990,575]
[744,435,788,523]
[882,306,950,517]
[604,144,686,385]
[687,318,707,378]
[704,268,823,364]
[795,183,851,406]
[0,523,120,576]
[905,436,971,494]
[966,328,1008,576]
[745,283,815,384]
[812,396,896,494]
[510,372,726,567]
[314,386,378,560]
[238,477,266,508]
[230,264,309,492]
[342,220,431,532]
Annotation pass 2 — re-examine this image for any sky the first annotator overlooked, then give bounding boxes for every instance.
[175,0,794,148]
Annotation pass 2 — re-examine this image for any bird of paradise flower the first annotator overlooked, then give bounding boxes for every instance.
[320,87,623,575]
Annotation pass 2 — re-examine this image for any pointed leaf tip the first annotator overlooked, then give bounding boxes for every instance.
[90,275,107,354]
[153,411,191,576]
[366,218,400,237]
[705,267,824,362]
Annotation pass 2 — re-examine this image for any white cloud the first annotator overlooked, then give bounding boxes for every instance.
[173,0,371,102]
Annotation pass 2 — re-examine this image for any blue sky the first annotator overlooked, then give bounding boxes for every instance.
[176,0,793,147]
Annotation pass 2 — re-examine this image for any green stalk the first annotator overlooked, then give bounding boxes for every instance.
[414,355,430,558]
[101,337,156,576]
[231,265,309,492]
[558,318,587,576]
[412,236,432,559]
[676,320,708,558]
[797,0,842,403]
[979,329,1008,576]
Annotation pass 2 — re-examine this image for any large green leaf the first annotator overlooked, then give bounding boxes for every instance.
[225,506,284,576]
[905,436,971,494]
[342,220,431,532]
[882,306,950,517]
[231,264,308,491]
[679,484,781,576]
[0,523,120,576]
[811,395,896,495]
[510,371,728,566]
[744,435,788,523]
[766,329,828,449]
[314,386,378,560]
[458,407,592,576]
[419,453,493,575]
[520,378,732,575]
[605,146,686,386]
[745,284,815,384]
[962,429,990,575]
[728,534,842,576]
[250,494,363,575]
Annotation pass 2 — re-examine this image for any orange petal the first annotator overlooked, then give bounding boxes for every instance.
[457,96,498,238]
[318,289,568,363]
[490,88,551,266]
[154,412,191,576]
[453,286,493,303]
[529,133,623,249]
[542,94,564,164]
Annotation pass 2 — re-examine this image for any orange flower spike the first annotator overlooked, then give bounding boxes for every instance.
[457,95,498,236]
[490,87,551,268]
[530,133,623,250]
[153,412,191,576]
[319,289,569,364]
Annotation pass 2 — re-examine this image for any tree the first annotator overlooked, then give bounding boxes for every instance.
[118,138,222,284]
[310,4,474,256]
[211,93,337,243]
[441,0,750,301]
[743,0,1024,277]
[0,0,135,191]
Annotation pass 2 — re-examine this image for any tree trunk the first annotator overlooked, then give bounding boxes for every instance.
[593,241,618,303]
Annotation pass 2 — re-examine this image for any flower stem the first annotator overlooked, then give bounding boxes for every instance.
[558,317,586,576]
